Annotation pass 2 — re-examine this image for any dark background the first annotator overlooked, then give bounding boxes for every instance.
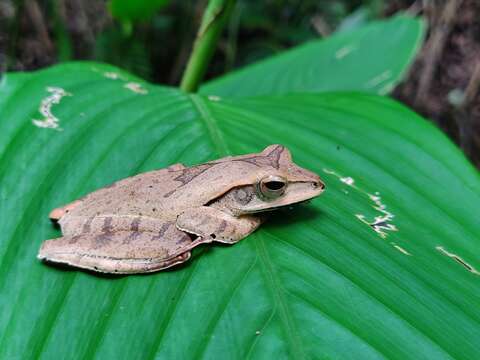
[1,0,479,167]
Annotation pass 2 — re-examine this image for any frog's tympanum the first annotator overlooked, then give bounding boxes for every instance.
[38,145,325,274]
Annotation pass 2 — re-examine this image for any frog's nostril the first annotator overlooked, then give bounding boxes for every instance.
[314,181,325,190]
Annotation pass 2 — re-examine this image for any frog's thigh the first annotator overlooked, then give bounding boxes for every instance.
[60,214,176,237]
[176,206,262,244]
[38,220,195,274]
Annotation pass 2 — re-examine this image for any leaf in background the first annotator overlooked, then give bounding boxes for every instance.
[94,29,153,81]
[108,0,170,22]
[336,6,371,32]
[201,15,425,97]
[1,63,479,359]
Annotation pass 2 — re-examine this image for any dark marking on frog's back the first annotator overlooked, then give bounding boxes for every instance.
[102,217,114,233]
[95,217,114,248]
[68,235,82,244]
[82,217,94,234]
[95,232,113,248]
[232,145,284,170]
[123,231,140,245]
[130,217,141,232]
[217,220,227,234]
[175,232,193,245]
[122,217,142,244]
[266,145,284,169]
[164,163,216,198]
[151,222,172,241]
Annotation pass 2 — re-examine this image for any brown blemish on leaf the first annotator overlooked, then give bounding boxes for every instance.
[436,246,480,275]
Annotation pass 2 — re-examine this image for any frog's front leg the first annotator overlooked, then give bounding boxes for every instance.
[176,206,263,244]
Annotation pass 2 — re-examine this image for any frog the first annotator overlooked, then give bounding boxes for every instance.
[37,144,325,274]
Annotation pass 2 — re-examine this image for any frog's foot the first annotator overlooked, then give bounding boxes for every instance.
[176,206,262,244]
[38,219,198,274]
[49,200,83,221]
[166,163,186,171]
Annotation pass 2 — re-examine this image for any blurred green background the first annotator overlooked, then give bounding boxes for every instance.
[0,0,409,83]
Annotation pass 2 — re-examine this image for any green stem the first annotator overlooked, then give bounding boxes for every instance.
[180,0,235,93]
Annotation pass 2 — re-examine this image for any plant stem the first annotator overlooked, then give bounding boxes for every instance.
[180,0,235,93]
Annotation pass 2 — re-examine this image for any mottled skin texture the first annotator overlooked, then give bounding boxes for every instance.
[38,145,325,274]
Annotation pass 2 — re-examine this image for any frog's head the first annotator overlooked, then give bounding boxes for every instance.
[214,144,325,215]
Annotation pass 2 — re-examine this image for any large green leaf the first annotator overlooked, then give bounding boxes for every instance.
[1,63,479,359]
[200,15,425,97]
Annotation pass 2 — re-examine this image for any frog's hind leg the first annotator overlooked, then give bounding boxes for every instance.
[38,234,192,274]
[38,217,198,274]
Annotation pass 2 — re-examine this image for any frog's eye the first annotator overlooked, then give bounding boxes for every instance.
[257,175,287,199]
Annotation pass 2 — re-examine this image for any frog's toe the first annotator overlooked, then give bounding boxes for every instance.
[49,200,83,221]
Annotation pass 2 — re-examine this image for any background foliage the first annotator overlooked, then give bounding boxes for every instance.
[2,0,478,166]
[1,0,392,83]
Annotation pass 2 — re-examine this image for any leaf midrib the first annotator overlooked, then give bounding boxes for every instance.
[190,95,308,359]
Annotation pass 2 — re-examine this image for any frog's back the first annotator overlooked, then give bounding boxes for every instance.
[62,166,193,220]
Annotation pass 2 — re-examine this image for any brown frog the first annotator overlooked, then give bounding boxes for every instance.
[37,144,325,274]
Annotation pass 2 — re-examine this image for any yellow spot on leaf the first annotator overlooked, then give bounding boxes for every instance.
[391,243,411,256]
[124,82,148,94]
[365,70,393,89]
[335,45,357,59]
[32,86,72,131]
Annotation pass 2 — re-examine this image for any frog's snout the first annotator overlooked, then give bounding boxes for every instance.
[312,179,325,191]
